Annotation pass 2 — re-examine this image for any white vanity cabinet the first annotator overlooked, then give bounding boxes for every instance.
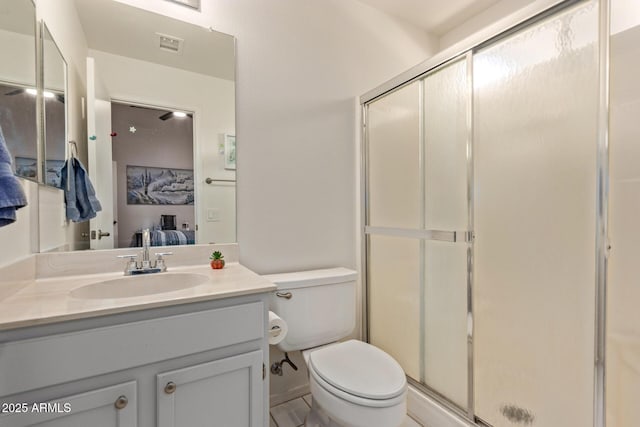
[157,351,263,427]
[0,294,270,427]
[1,382,137,427]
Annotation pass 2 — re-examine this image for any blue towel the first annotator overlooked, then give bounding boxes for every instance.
[0,126,28,227]
[60,157,102,222]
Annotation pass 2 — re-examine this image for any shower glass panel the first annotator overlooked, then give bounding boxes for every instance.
[369,235,421,379]
[424,240,469,408]
[473,1,599,425]
[424,58,468,232]
[366,56,471,412]
[367,82,420,229]
[422,58,470,409]
[607,2,640,425]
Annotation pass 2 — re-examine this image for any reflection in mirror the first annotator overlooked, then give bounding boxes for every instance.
[70,0,236,251]
[0,0,37,181]
[42,23,67,188]
[112,102,195,248]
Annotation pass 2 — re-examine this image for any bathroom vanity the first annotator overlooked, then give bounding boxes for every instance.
[0,250,275,427]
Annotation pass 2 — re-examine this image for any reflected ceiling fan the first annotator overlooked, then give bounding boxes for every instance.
[129,104,193,121]
[4,88,65,103]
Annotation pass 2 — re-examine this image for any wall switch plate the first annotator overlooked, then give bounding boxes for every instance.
[207,208,220,222]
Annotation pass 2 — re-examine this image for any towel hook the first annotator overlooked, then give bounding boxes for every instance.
[68,140,78,158]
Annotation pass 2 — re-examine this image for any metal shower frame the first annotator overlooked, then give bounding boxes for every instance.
[359,0,609,425]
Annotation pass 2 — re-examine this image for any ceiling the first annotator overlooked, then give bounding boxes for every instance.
[74,0,235,81]
[356,0,505,35]
[0,0,35,37]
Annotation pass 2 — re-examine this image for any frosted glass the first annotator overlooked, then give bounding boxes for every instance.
[607,15,640,427]
[369,235,420,379]
[368,82,420,228]
[424,241,469,408]
[424,59,469,231]
[473,2,598,426]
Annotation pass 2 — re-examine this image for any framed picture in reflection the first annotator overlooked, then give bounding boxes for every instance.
[224,134,236,170]
[14,157,37,180]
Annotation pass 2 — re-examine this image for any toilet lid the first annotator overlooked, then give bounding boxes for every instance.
[309,340,406,400]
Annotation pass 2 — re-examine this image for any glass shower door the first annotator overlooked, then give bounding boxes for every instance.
[367,81,422,380]
[473,1,599,425]
[366,57,471,412]
[422,58,470,410]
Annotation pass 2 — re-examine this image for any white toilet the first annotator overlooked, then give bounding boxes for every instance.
[266,268,407,427]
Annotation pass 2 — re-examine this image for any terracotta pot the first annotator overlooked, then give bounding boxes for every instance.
[210,259,225,269]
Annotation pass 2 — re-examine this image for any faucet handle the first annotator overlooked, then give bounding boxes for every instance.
[155,252,173,259]
[117,254,139,274]
[154,252,172,272]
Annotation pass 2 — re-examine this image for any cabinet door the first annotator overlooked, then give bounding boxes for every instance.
[0,381,136,427]
[157,350,263,427]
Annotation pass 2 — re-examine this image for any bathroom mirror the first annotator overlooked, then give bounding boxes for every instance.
[69,0,236,251]
[0,0,37,182]
[42,23,67,188]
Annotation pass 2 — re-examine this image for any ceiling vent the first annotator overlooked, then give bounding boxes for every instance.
[157,33,184,54]
[164,0,201,11]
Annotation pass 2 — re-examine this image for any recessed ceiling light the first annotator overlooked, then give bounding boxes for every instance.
[25,89,55,98]
[173,111,187,118]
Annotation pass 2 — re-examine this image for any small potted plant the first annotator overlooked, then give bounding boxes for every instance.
[210,251,225,269]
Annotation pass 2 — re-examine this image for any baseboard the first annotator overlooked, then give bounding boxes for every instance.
[407,385,474,427]
[270,384,311,408]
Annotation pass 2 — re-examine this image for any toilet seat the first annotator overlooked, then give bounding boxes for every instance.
[308,340,406,407]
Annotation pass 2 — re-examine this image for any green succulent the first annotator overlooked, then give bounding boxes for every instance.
[210,251,224,260]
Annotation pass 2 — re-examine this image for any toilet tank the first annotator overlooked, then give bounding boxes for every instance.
[265,268,357,353]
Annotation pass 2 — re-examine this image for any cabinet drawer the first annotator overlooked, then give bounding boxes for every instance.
[0,302,264,396]
[0,381,136,427]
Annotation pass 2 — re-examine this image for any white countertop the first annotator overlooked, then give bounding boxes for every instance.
[0,263,276,331]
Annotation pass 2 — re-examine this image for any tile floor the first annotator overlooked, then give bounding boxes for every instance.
[270,395,423,427]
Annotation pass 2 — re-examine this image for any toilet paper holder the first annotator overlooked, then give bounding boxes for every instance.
[269,325,282,337]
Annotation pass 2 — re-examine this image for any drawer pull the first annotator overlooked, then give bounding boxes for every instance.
[165,381,177,394]
[276,291,292,300]
[114,395,128,410]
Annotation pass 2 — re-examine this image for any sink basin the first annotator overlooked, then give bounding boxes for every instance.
[70,272,209,299]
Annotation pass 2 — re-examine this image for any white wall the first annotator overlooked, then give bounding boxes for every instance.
[0,29,36,85]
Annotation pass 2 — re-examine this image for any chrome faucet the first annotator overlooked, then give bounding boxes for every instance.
[117,229,173,275]
[141,228,152,269]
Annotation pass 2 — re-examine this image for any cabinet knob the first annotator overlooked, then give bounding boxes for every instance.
[164,381,177,394]
[114,395,128,410]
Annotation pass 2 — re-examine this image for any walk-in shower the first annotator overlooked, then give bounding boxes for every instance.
[359,0,633,425]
